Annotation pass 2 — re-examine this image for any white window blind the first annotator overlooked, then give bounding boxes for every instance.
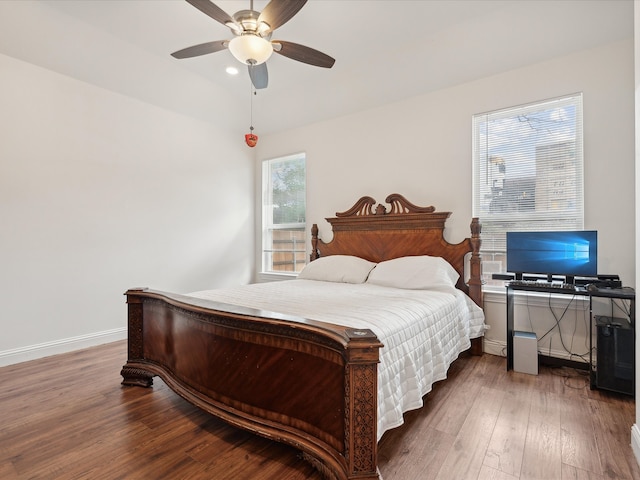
[472,94,584,274]
[261,153,307,274]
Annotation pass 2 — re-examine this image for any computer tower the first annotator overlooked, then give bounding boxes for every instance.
[513,331,538,375]
[595,316,634,396]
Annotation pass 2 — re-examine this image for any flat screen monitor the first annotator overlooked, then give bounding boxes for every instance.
[506,230,598,280]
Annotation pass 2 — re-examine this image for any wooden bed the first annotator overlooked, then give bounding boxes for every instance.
[121,193,483,480]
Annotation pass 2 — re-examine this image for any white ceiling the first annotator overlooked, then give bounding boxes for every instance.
[0,0,633,135]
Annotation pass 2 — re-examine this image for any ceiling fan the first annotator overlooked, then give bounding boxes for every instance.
[171,0,335,89]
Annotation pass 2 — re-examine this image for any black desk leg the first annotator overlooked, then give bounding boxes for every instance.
[506,286,514,370]
[589,295,595,389]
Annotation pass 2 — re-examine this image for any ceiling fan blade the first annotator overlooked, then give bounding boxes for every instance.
[248,63,268,89]
[171,40,228,59]
[272,41,335,68]
[258,0,307,32]
[186,0,235,26]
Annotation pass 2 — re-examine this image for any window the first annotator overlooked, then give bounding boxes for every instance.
[472,94,584,283]
[261,153,306,274]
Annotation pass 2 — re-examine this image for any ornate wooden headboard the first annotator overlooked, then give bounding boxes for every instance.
[310,193,483,307]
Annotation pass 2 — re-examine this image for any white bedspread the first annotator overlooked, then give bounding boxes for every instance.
[188,279,485,440]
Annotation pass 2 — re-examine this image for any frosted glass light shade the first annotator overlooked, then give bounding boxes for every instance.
[228,35,273,65]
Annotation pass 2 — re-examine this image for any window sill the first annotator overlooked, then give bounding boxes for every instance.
[482,283,589,308]
[256,272,298,283]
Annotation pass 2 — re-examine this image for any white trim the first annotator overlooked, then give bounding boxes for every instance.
[0,327,127,367]
[483,286,590,310]
[256,272,297,283]
[631,424,640,464]
[483,337,506,357]
[481,338,589,367]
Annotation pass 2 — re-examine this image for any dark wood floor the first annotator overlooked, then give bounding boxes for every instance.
[0,340,638,479]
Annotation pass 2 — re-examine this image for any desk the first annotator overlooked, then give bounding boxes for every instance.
[506,284,635,394]
[506,283,588,371]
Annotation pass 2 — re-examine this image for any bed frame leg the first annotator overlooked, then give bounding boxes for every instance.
[469,337,483,356]
[120,365,154,387]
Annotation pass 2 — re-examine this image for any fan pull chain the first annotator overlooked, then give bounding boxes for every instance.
[245,81,258,147]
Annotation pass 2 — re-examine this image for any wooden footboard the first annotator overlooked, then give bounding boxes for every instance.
[121,288,383,480]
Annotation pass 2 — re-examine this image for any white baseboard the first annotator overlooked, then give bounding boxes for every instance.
[0,327,127,367]
[483,338,506,357]
[631,424,640,468]
[481,337,590,367]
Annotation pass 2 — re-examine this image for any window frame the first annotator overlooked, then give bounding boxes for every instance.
[472,93,584,285]
[259,152,307,279]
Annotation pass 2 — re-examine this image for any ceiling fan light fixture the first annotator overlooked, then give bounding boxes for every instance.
[225,21,242,34]
[256,21,271,35]
[228,34,273,65]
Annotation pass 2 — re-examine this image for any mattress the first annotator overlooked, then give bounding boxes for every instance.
[189,279,485,440]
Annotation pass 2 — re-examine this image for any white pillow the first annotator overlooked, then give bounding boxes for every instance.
[297,255,377,284]
[366,255,459,290]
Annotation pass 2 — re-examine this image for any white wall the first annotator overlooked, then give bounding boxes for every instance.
[0,53,255,365]
[256,39,635,361]
[632,0,640,466]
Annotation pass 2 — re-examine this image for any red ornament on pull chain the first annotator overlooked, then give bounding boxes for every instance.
[245,126,258,147]
[245,87,258,147]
